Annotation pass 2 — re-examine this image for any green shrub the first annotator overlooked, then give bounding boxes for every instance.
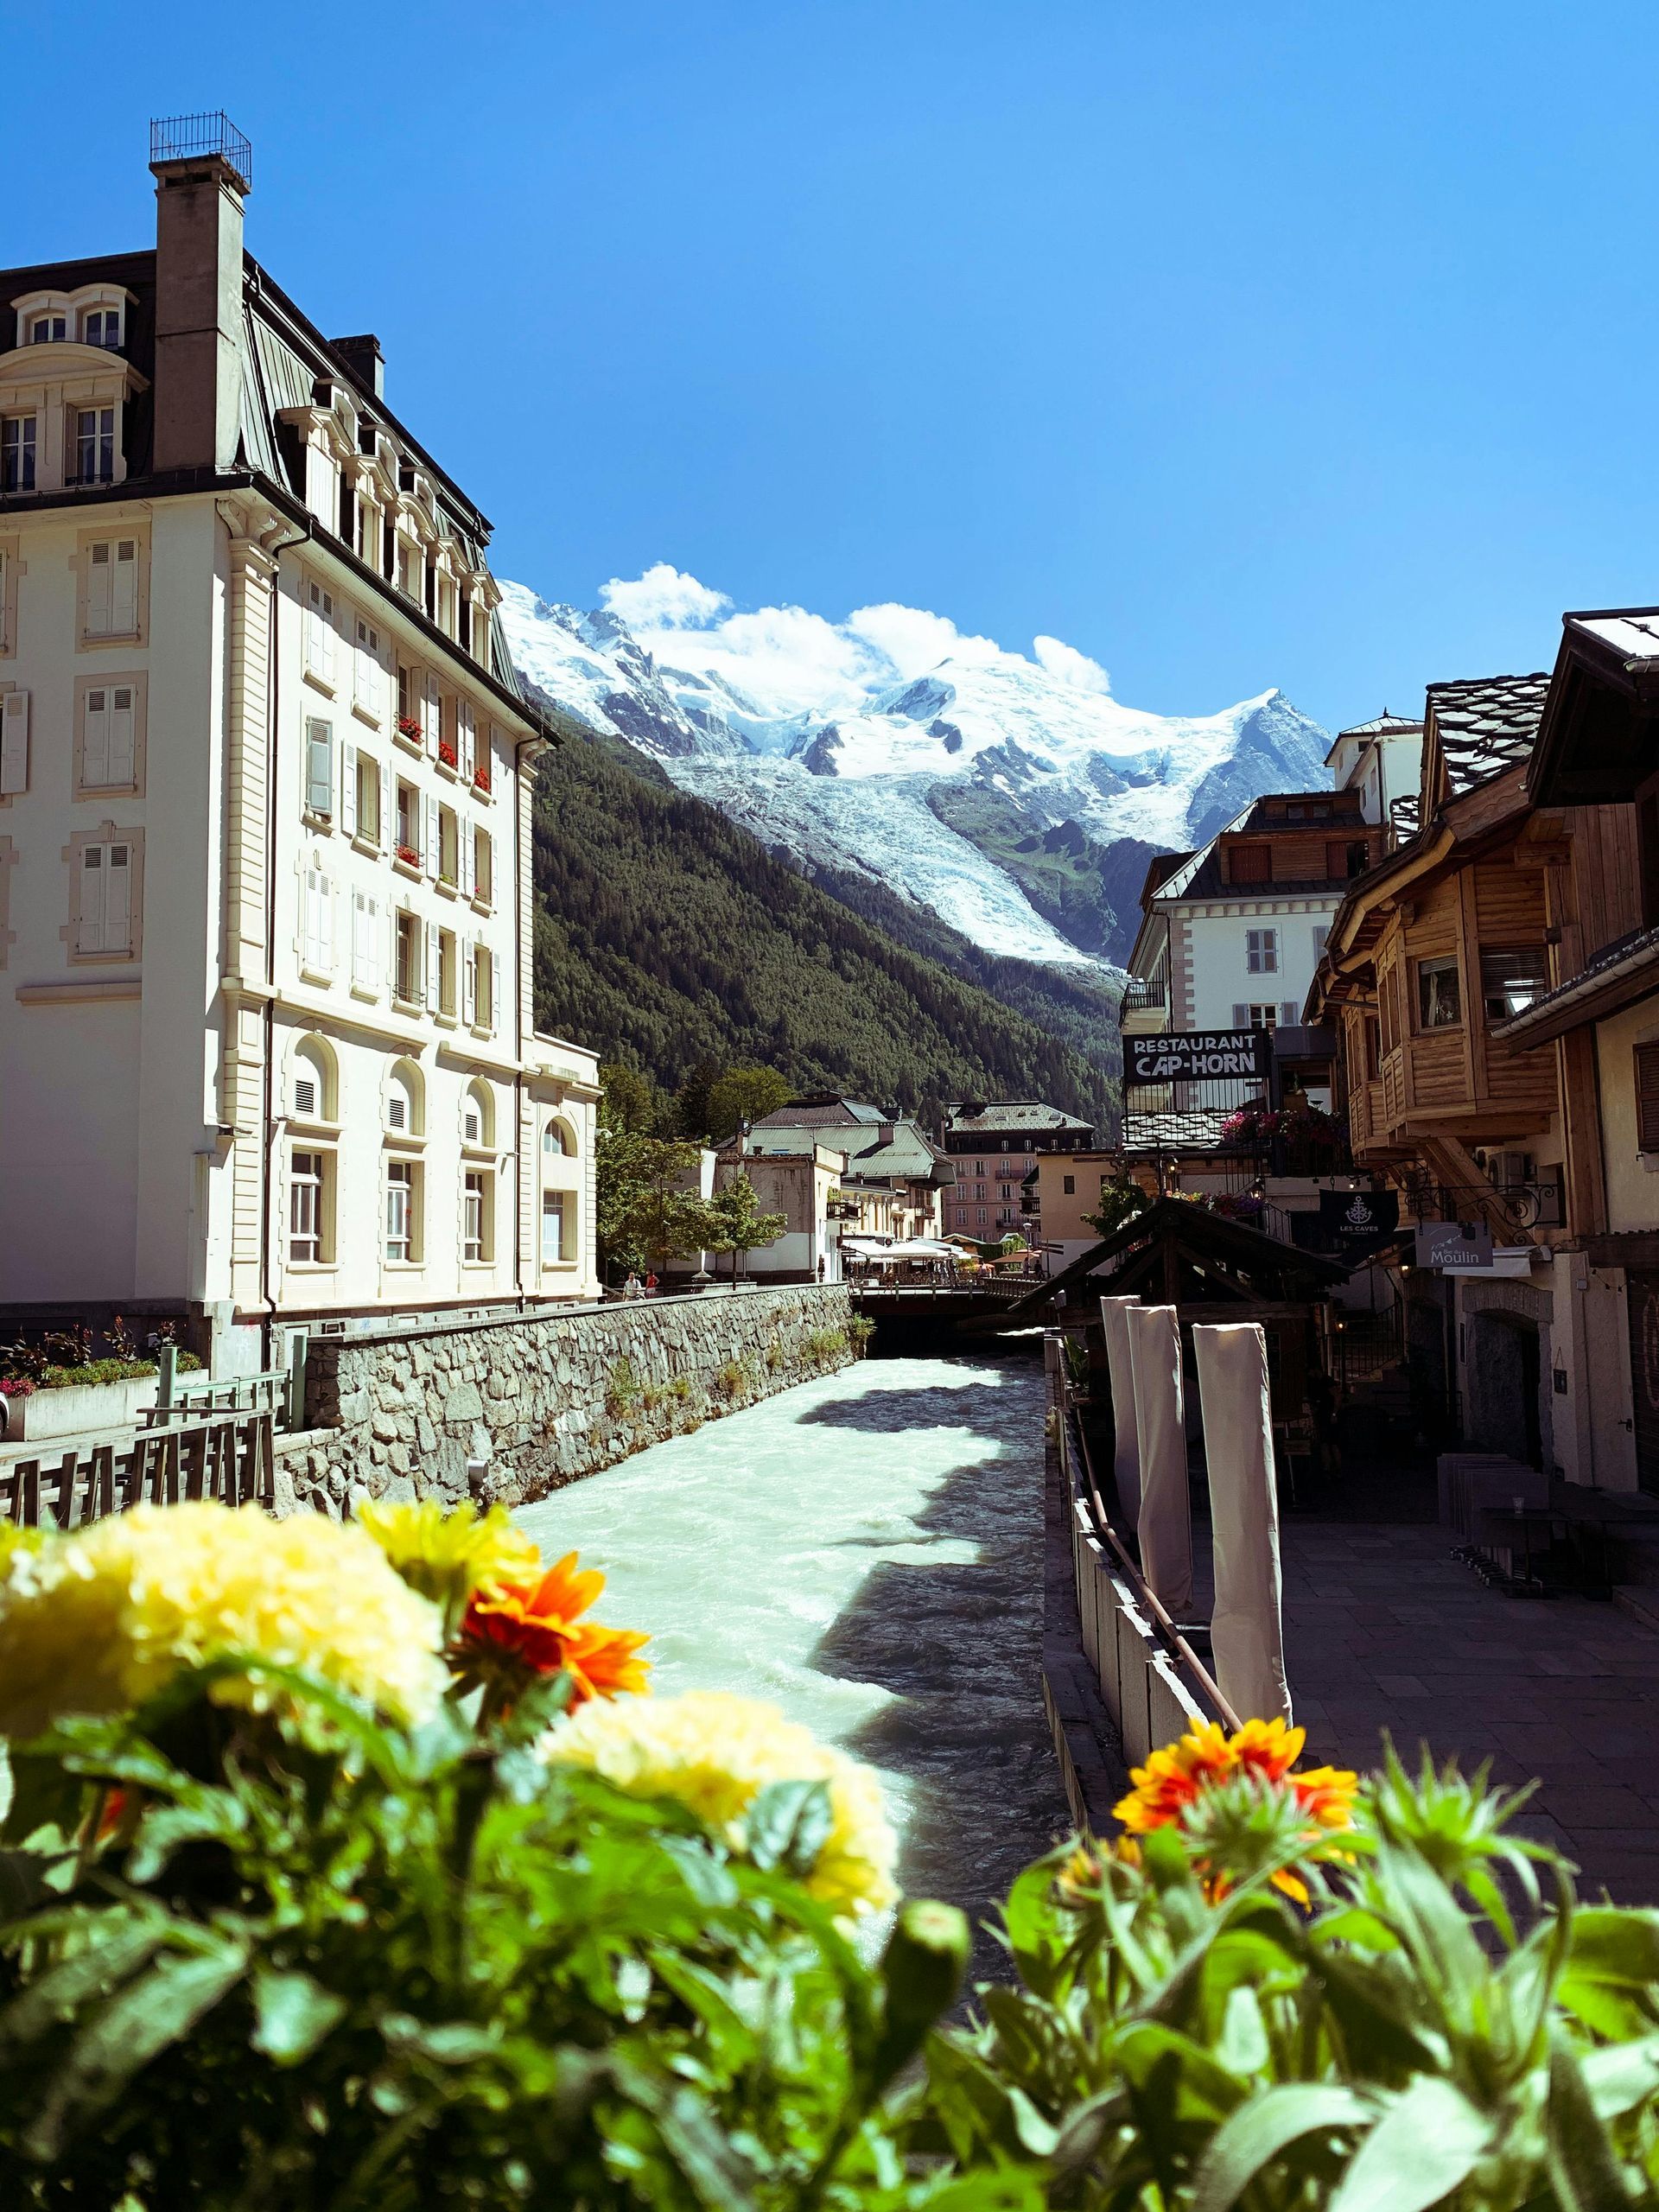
[639,1382,664,1412]
[714,1358,749,1400]
[604,1356,641,1417]
[765,1342,786,1372]
[804,1325,849,1364]
[847,1313,876,1354]
[667,1374,694,1403]
[35,1354,200,1390]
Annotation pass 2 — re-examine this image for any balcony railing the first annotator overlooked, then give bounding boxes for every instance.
[1122,976,1169,1013]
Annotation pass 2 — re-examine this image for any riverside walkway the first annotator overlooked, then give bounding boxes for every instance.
[515,1353,1071,1964]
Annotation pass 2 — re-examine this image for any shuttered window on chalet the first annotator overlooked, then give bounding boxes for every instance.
[1379,966,1400,1056]
[1480,946,1549,1023]
[1636,1042,1659,1154]
[1230,843,1271,883]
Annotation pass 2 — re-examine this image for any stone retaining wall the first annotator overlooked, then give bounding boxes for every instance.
[285,1286,856,1516]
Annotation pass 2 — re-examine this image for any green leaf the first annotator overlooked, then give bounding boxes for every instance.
[1215,1986,1269,2078]
[1327,2076,1494,2212]
[1559,1909,1659,2038]
[251,1969,347,2065]
[123,1791,246,1884]
[1190,2082,1376,2212]
[742,1778,833,1876]
[874,1900,971,2089]
[0,1907,171,2060]
[26,1932,250,2158]
[1546,2036,1638,2212]
[1580,2035,1659,2121]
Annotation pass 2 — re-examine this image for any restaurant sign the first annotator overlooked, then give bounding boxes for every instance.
[1414,1220,1494,1271]
[1125,1028,1273,1083]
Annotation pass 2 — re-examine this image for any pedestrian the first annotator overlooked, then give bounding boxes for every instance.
[817,1255,826,1283]
[645,1270,658,1297]
[623,1269,642,1301]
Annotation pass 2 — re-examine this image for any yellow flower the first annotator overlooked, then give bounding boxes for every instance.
[356,1497,540,1626]
[542,1688,899,1917]
[0,1503,447,1738]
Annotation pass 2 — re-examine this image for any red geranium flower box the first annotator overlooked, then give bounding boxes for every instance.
[397,842,421,868]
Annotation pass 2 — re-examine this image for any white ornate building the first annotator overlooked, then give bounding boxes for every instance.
[0,118,601,1370]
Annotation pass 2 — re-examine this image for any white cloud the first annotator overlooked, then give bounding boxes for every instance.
[600,563,729,630]
[1033,634,1111,695]
[843,601,995,680]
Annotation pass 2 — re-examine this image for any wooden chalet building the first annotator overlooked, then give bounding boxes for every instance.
[1311,663,1647,1482]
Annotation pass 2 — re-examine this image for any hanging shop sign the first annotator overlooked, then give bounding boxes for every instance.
[1414,1220,1493,1271]
[1319,1186,1399,1253]
[1125,1029,1273,1083]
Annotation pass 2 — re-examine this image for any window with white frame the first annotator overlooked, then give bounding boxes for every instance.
[394,911,421,1004]
[395,662,415,736]
[73,407,114,486]
[2,689,31,795]
[291,1039,333,1120]
[81,683,137,790]
[1245,928,1279,975]
[289,1148,328,1263]
[543,1118,574,1157]
[437,804,458,886]
[85,537,138,638]
[302,578,336,686]
[437,928,457,1017]
[385,1159,419,1263]
[394,779,419,864]
[387,1063,420,1134]
[464,1168,493,1264]
[341,744,382,845]
[303,718,334,820]
[28,313,65,344]
[77,840,133,955]
[301,865,334,976]
[80,306,122,348]
[353,613,384,720]
[465,1083,494,1148]
[473,826,493,906]
[467,938,498,1031]
[3,417,37,493]
[540,1190,567,1266]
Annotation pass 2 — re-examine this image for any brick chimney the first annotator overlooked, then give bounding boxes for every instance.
[330,334,385,398]
[148,114,251,474]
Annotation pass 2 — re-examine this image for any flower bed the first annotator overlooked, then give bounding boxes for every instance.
[2,1511,1656,2205]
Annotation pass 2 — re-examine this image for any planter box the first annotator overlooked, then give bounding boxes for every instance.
[4,1374,159,1443]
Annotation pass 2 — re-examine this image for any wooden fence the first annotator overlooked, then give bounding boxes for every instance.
[0,1411,276,1530]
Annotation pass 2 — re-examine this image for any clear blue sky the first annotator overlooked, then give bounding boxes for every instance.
[10,2,1657,732]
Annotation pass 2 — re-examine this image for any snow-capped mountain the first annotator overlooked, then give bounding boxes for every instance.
[500,572,1332,969]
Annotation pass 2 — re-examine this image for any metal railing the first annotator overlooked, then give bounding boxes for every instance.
[143,1335,307,1432]
[2,1410,276,1529]
[149,111,253,188]
[1397,1175,1564,1231]
[1122,976,1169,1012]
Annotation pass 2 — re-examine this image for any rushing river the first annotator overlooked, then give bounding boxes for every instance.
[515,1352,1071,1951]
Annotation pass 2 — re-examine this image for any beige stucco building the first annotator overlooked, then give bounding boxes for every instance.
[0,119,600,1370]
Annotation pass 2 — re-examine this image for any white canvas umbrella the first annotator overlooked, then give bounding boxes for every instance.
[1098,1296,1141,1522]
[1193,1321,1290,1724]
[1128,1302,1194,1616]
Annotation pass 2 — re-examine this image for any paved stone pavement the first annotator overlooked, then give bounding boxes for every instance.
[1272,1520,1659,1904]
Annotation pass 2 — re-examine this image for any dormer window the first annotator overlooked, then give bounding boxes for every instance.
[81,308,121,349]
[29,315,66,345]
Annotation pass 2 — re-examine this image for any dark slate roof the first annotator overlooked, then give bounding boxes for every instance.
[1426,674,1551,795]
[753,1095,888,1128]
[942,1101,1093,1135]
[1338,710,1423,739]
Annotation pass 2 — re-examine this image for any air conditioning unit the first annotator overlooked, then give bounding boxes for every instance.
[1489,1150,1532,1189]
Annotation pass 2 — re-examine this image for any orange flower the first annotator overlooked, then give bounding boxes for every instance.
[1113,1719,1358,1903]
[454,1549,649,1712]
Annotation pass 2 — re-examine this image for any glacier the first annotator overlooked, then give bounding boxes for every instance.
[499,578,1332,969]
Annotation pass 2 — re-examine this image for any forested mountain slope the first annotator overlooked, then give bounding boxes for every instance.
[530,723,1122,1128]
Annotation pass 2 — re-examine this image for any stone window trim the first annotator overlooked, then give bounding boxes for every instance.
[385,1055,427,1141]
[283,1030,341,1131]
[73,520,149,649]
[10,283,135,353]
[73,669,148,798]
[0,531,17,657]
[60,819,144,964]
[0,834,15,968]
[283,1128,340,1273]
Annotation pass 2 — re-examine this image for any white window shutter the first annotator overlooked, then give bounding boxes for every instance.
[87,543,112,634]
[424,673,440,756]
[424,795,440,880]
[460,820,474,900]
[1,689,31,793]
[460,704,474,782]
[425,921,441,1014]
[340,741,358,836]
[1281,1001,1298,1028]
[79,847,105,951]
[305,721,333,816]
[109,687,135,786]
[479,830,491,903]
[105,844,131,953]
[352,890,366,988]
[303,869,321,969]
[489,948,500,1033]
[462,938,476,1026]
[321,876,334,972]
[366,894,380,989]
[83,689,109,786]
[111,540,137,632]
[1232,1001,1249,1027]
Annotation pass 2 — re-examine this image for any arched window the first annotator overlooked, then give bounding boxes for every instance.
[290,1035,336,1122]
[463,1080,494,1149]
[387,1058,423,1135]
[543,1117,576,1158]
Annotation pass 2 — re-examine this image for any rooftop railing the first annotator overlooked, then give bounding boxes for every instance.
[149,111,253,189]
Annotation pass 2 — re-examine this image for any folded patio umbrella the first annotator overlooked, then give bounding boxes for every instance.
[1193,1321,1291,1725]
[1128,1302,1193,1617]
[1098,1296,1141,1522]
